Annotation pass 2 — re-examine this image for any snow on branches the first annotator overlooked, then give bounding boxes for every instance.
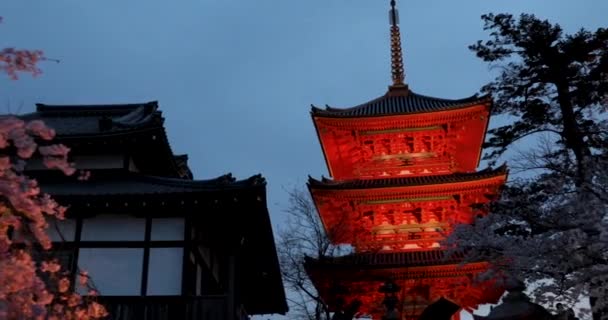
[447,13,608,319]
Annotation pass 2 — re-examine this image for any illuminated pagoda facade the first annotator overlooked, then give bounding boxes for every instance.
[17,102,288,320]
[305,1,507,319]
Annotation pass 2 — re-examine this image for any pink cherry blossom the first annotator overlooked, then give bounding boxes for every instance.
[1,17,107,319]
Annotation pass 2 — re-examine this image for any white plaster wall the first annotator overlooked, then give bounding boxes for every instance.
[151,218,184,241]
[81,214,145,241]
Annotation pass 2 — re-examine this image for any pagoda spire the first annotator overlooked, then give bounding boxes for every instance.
[388,0,408,92]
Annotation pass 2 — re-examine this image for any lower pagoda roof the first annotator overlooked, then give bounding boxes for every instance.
[310,88,491,118]
[304,249,468,270]
[308,165,507,190]
[304,250,503,315]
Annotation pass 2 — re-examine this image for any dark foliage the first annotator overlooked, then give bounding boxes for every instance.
[453,13,608,319]
[475,13,608,182]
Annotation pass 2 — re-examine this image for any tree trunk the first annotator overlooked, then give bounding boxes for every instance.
[590,295,608,320]
[555,79,591,185]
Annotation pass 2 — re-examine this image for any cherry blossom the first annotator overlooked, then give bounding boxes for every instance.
[1,16,107,320]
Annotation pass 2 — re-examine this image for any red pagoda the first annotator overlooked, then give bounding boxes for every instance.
[304,1,507,319]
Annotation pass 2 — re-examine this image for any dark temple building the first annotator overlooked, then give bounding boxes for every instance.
[19,101,288,320]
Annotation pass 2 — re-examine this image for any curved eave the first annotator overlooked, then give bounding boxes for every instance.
[310,91,491,119]
[476,98,493,168]
[21,101,189,178]
[23,101,161,137]
[38,171,267,197]
[304,250,470,270]
[35,101,158,112]
[310,109,336,178]
[307,165,508,191]
[303,252,494,285]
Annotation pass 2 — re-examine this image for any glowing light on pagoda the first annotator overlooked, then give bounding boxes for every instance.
[305,0,507,318]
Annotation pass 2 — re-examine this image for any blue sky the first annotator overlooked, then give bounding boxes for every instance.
[1,0,606,318]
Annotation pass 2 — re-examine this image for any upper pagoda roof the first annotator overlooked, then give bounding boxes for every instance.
[308,164,507,190]
[311,87,491,118]
[19,101,162,137]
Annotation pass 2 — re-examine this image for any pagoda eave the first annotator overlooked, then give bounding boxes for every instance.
[312,102,492,180]
[305,252,503,317]
[310,91,492,119]
[308,165,507,190]
[308,168,506,247]
[308,174,506,201]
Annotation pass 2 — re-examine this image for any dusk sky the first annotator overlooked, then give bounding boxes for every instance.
[1,0,606,319]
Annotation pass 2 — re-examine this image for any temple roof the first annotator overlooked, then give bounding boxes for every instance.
[36,171,266,197]
[19,101,190,178]
[308,165,507,190]
[20,101,162,137]
[311,89,490,118]
[36,170,287,314]
[305,249,466,269]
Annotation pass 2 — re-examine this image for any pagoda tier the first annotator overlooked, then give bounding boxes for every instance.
[305,250,503,319]
[308,166,506,252]
[304,1,508,318]
[311,89,492,180]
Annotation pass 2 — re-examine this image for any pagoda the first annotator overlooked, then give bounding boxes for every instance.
[304,1,507,319]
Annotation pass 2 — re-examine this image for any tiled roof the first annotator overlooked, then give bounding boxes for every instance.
[304,249,466,269]
[311,88,490,118]
[37,171,266,197]
[308,165,507,190]
[19,101,162,137]
[16,101,191,178]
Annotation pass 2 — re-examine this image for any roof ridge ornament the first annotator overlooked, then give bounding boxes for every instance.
[388,0,409,95]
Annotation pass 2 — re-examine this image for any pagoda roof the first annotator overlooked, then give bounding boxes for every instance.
[20,101,162,137]
[308,165,507,190]
[311,88,491,118]
[305,249,467,269]
[36,170,266,197]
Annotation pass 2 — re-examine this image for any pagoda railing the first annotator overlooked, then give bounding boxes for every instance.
[353,230,447,251]
[98,295,227,320]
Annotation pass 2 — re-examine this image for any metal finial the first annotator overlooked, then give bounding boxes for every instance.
[389,0,406,88]
[390,0,398,26]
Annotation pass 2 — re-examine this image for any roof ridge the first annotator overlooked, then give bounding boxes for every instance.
[35,101,159,114]
[134,172,236,187]
[132,172,267,188]
[311,90,491,118]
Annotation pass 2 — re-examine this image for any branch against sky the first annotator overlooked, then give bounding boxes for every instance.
[0,16,107,319]
[0,18,45,81]
[446,13,608,320]
[277,187,353,320]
